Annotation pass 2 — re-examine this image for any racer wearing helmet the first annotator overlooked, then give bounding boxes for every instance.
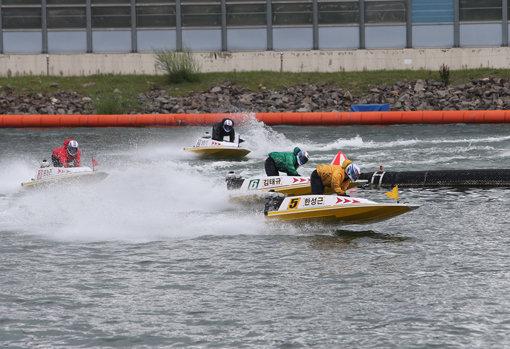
[265,147,309,176]
[311,157,360,196]
[212,118,235,142]
[51,139,82,167]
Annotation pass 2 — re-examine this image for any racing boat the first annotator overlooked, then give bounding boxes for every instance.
[226,172,365,201]
[226,150,363,197]
[184,132,250,159]
[21,159,108,189]
[264,192,418,223]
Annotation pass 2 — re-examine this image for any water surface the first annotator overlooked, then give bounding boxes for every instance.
[1,121,510,348]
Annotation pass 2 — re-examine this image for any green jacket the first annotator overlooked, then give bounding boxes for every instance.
[268,147,301,176]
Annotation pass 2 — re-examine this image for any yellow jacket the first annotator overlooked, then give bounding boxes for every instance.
[316,159,352,195]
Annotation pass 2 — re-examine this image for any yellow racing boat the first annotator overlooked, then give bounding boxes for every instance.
[184,135,250,159]
[226,172,365,201]
[264,193,418,223]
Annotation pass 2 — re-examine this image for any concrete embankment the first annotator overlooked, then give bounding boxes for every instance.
[1,110,510,128]
[2,47,510,77]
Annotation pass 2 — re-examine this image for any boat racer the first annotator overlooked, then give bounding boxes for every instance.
[51,139,81,167]
[265,147,309,176]
[311,162,360,195]
[212,118,235,142]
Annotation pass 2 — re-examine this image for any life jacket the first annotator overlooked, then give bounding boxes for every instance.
[212,118,235,142]
[316,151,353,195]
[51,139,81,167]
[268,147,301,176]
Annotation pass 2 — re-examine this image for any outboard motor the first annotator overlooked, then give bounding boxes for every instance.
[225,171,244,190]
[40,159,50,168]
[264,192,285,216]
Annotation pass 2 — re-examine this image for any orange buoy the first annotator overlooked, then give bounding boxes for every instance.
[1,110,510,128]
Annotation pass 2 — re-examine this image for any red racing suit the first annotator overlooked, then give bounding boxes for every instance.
[51,139,81,167]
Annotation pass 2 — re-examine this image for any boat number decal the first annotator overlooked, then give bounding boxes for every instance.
[37,169,52,180]
[248,179,260,190]
[288,198,301,209]
[336,197,360,204]
[263,178,281,187]
[197,139,221,147]
[304,197,324,206]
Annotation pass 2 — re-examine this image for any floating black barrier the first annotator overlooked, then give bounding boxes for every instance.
[359,169,510,188]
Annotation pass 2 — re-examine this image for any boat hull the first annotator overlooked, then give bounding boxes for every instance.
[21,166,108,189]
[227,174,365,201]
[267,203,417,223]
[184,146,250,158]
[184,136,250,159]
[265,194,418,224]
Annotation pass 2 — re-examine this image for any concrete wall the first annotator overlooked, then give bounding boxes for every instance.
[2,47,510,77]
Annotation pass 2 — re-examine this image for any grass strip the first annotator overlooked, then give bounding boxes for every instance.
[1,68,510,113]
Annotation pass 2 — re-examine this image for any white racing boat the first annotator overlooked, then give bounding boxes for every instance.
[226,150,367,201]
[264,192,418,223]
[21,159,108,189]
[226,172,366,202]
[184,133,250,159]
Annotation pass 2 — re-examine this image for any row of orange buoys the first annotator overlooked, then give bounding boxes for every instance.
[1,110,510,128]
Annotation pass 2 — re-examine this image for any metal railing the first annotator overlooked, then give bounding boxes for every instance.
[0,0,509,53]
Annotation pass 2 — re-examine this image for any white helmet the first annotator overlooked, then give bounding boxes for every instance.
[223,119,233,133]
[345,163,360,182]
[67,140,79,156]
